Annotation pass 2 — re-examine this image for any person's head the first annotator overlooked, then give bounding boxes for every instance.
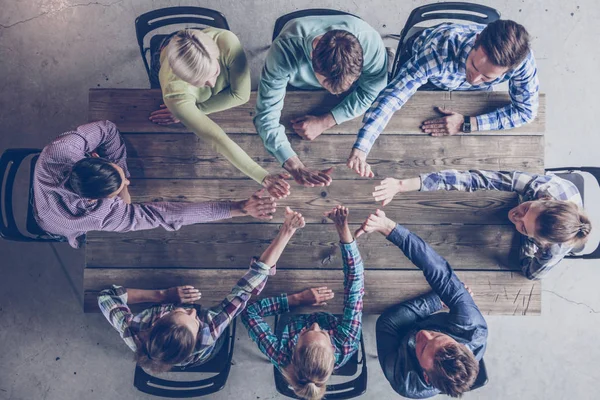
[135,307,201,373]
[68,157,129,200]
[415,330,479,397]
[281,323,335,400]
[508,199,592,247]
[465,20,530,85]
[166,29,221,88]
[312,30,363,95]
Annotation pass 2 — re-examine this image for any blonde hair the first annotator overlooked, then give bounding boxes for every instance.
[282,341,335,400]
[166,29,220,86]
[535,199,592,248]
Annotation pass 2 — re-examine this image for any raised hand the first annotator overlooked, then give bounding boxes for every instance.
[289,287,335,307]
[282,206,306,232]
[235,189,277,220]
[346,148,374,178]
[324,205,353,243]
[262,173,291,199]
[355,209,396,238]
[149,104,181,125]
[162,286,202,304]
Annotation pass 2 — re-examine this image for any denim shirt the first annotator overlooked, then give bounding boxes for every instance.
[381,224,488,399]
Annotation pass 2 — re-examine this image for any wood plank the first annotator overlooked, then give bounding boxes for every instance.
[125,179,518,225]
[83,268,540,315]
[123,134,544,179]
[89,89,546,135]
[86,224,519,270]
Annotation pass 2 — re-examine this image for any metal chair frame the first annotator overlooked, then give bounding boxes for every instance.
[272,315,367,399]
[133,320,237,398]
[135,7,230,87]
[272,9,360,42]
[390,2,501,78]
[545,167,600,259]
[0,148,62,242]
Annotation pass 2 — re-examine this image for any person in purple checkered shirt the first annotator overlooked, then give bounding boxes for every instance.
[347,20,540,178]
[242,205,363,400]
[33,120,280,248]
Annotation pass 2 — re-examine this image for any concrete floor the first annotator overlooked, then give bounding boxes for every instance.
[1,0,599,399]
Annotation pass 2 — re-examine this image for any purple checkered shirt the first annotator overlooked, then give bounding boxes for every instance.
[33,120,232,248]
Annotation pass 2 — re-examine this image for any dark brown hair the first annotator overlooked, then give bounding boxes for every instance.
[312,30,363,94]
[475,20,530,68]
[535,200,592,247]
[427,342,479,397]
[134,313,196,373]
[69,158,122,199]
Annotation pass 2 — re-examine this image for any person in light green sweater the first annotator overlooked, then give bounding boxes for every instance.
[149,28,290,199]
[254,15,388,188]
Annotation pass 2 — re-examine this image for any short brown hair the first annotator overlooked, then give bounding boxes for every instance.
[135,313,196,373]
[475,20,530,68]
[427,342,479,397]
[535,199,592,247]
[312,30,363,94]
[281,341,335,400]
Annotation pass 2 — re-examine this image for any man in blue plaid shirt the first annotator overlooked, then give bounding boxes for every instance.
[347,20,539,177]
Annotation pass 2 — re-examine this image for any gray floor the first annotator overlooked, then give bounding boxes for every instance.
[1,1,599,399]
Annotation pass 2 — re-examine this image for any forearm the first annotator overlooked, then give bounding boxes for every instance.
[259,227,296,266]
[419,170,518,192]
[125,288,165,304]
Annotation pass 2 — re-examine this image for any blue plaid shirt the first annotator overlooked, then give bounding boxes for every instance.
[355,23,539,154]
[420,170,582,280]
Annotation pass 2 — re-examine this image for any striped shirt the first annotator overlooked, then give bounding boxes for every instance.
[355,23,539,154]
[241,241,364,369]
[419,170,583,280]
[98,258,275,366]
[33,120,231,248]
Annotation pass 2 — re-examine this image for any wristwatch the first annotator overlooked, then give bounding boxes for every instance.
[462,116,472,133]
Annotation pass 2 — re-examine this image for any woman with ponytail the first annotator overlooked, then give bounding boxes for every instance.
[371,169,592,280]
[242,205,364,400]
[98,207,306,372]
[148,27,290,199]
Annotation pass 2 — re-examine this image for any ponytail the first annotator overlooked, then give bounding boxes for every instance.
[536,200,592,247]
[281,342,335,400]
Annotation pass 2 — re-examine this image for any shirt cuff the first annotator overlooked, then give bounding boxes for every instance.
[280,293,290,313]
[250,257,275,275]
[330,106,352,125]
[274,143,297,165]
[475,114,495,131]
[386,224,410,243]
[352,137,372,155]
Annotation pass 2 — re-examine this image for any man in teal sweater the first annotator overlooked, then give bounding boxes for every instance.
[254,15,388,187]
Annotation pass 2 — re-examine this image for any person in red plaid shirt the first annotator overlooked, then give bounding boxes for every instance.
[33,120,279,248]
[242,205,364,400]
[98,207,306,372]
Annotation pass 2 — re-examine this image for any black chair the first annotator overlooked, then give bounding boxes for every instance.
[134,320,236,398]
[0,148,63,242]
[272,9,360,42]
[273,315,367,399]
[390,2,501,79]
[470,359,488,391]
[135,7,230,88]
[545,167,600,259]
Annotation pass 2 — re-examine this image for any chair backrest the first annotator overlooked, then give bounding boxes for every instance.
[469,358,489,391]
[0,148,59,242]
[135,7,230,86]
[272,9,360,42]
[391,2,501,77]
[273,315,367,399]
[545,167,600,260]
[134,320,236,397]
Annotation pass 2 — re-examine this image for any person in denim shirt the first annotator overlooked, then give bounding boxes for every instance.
[356,210,487,398]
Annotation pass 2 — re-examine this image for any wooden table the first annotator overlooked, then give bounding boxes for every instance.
[84,89,546,315]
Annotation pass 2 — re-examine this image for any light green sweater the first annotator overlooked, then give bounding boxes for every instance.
[254,15,388,164]
[160,28,269,183]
